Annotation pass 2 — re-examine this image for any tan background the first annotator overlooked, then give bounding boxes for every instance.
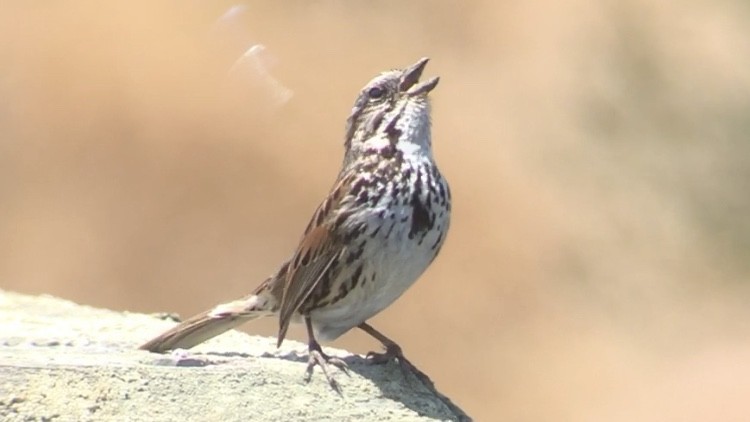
[2,1,750,420]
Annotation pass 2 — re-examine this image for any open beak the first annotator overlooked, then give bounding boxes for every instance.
[400,57,440,96]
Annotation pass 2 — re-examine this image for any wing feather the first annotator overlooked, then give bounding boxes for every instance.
[275,173,355,346]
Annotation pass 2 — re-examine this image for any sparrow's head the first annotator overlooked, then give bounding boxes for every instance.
[343,57,439,165]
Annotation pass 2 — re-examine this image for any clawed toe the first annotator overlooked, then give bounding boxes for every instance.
[366,343,404,365]
[366,344,434,387]
[365,350,391,364]
[366,342,405,364]
[306,343,349,392]
[366,344,411,377]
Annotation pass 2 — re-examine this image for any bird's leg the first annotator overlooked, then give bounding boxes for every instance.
[304,317,348,391]
[358,322,434,387]
[358,322,406,364]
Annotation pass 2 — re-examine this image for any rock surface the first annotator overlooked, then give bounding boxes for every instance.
[0,290,470,421]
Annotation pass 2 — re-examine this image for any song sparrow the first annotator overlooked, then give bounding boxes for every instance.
[140,57,451,390]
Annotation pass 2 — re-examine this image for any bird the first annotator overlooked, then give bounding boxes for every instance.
[140,57,451,390]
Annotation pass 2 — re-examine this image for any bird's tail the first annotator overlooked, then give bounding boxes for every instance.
[139,287,277,353]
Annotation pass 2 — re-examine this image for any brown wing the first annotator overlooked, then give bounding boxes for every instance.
[275,173,354,346]
[276,225,344,346]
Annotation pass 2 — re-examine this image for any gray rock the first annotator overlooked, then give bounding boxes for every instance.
[0,290,470,421]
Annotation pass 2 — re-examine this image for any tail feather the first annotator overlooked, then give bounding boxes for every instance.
[139,294,272,353]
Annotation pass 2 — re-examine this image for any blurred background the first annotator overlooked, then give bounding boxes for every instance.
[2,1,750,420]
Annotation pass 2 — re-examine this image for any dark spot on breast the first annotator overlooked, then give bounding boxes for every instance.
[380,145,396,159]
[413,168,423,191]
[345,244,365,265]
[442,183,452,210]
[331,264,363,304]
[370,186,386,204]
[431,231,443,250]
[409,193,433,240]
[351,265,363,286]
[342,222,367,243]
[357,190,370,205]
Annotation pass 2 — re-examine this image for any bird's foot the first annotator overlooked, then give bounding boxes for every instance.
[366,342,434,387]
[305,340,349,392]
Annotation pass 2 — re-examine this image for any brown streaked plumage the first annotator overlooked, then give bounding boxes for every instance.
[140,57,451,391]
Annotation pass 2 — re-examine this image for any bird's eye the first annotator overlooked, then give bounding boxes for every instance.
[368,86,385,100]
